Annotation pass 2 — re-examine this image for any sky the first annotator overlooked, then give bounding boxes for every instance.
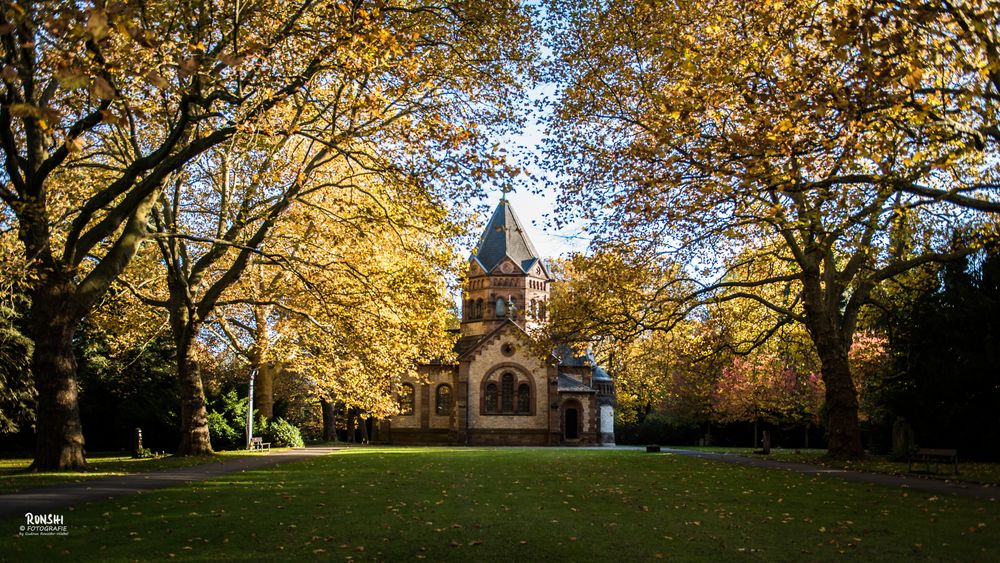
[466,88,591,266]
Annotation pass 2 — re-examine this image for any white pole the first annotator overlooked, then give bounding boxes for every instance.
[246,369,257,449]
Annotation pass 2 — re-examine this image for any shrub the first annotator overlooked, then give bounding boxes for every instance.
[207,410,241,450]
[263,417,304,448]
[206,389,251,450]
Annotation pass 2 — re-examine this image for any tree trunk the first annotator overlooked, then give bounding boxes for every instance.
[346,409,357,443]
[805,313,863,459]
[28,276,87,471]
[819,346,863,458]
[255,363,277,419]
[176,336,213,455]
[801,271,864,459]
[360,416,370,444]
[321,398,337,442]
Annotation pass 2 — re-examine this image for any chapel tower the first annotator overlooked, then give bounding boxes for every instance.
[461,198,552,337]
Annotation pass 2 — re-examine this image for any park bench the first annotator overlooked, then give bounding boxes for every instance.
[908,448,958,475]
[249,436,271,452]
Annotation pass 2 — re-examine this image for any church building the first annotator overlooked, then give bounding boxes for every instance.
[379,198,615,446]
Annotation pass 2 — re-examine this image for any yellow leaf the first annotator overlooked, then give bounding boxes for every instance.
[56,68,88,90]
[91,76,115,99]
[178,59,199,77]
[86,9,109,41]
[145,71,169,89]
[65,137,84,153]
[903,68,923,89]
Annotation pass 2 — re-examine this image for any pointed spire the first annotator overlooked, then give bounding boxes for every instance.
[472,198,550,278]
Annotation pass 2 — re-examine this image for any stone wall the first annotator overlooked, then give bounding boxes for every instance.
[465,326,550,432]
[387,365,457,431]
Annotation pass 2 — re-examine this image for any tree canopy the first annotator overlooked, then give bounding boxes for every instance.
[1,0,537,469]
[543,0,999,457]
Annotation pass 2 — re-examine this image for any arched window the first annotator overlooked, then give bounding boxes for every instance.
[501,373,514,412]
[436,384,452,415]
[475,299,483,319]
[517,383,530,413]
[496,298,506,317]
[538,301,547,320]
[485,383,498,413]
[530,299,537,318]
[398,383,415,415]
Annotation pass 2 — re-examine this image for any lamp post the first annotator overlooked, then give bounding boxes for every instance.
[246,368,257,449]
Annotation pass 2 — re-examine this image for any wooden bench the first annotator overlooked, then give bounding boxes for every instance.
[908,448,958,475]
[249,437,271,452]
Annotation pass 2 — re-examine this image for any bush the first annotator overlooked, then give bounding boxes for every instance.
[263,417,304,448]
[207,410,241,450]
[206,389,250,450]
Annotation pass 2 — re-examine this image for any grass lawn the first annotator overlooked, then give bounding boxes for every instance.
[0,450,275,494]
[684,447,1000,486]
[3,447,998,561]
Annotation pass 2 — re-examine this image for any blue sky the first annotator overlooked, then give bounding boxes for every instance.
[469,85,591,265]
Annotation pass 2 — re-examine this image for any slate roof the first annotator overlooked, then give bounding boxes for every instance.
[558,374,596,393]
[592,365,612,381]
[472,199,551,278]
[454,335,485,358]
[556,344,591,367]
[555,343,612,382]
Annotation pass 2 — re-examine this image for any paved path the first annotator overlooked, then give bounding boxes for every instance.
[654,447,999,501]
[0,447,338,520]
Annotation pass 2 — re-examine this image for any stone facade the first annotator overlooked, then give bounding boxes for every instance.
[381,198,615,446]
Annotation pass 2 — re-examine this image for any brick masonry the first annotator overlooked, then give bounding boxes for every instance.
[379,199,615,446]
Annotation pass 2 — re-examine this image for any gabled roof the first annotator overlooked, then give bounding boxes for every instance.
[456,319,558,363]
[471,199,551,278]
[557,374,596,393]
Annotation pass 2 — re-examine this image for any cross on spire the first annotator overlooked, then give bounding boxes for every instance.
[500,185,513,202]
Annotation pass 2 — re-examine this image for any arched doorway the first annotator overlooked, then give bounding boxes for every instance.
[564,406,579,440]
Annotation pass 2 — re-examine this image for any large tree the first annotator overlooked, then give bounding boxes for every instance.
[0,0,351,469]
[544,0,998,457]
[1,0,535,469]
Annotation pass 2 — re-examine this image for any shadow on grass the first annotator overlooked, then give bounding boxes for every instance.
[0,451,267,494]
[6,447,1000,562]
[682,446,1000,486]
